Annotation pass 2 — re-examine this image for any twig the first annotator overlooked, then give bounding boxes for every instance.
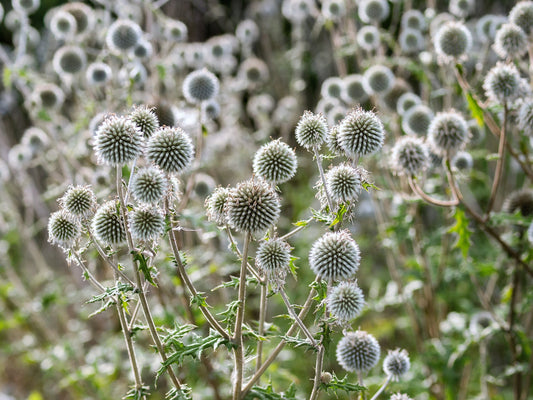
[313,146,335,212]
[485,106,507,217]
[408,176,458,207]
[279,289,318,348]
[255,282,267,373]
[309,345,325,400]
[369,376,392,400]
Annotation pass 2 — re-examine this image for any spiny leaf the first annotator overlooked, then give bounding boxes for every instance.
[165,386,192,400]
[244,383,298,400]
[329,203,348,228]
[133,251,156,286]
[448,208,472,258]
[320,372,365,395]
[362,180,380,192]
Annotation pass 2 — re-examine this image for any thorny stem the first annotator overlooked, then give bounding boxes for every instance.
[232,231,251,400]
[116,166,182,390]
[485,106,508,218]
[369,376,392,400]
[407,176,459,207]
[225,225,263,282]
[279,289,318,348]
[71,249,105,292]
[309,345,325,400]
[255,282,267,373]
[313,146,335,213]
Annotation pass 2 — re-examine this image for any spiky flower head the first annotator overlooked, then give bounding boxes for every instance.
[399,29,424,54]
[391,136,429,177]
[106,19,142,52]
[469,311,494,336]
[92,201,125,245]
[363,65,395,95]
[309,230,360,281]
[467,120,485,145]
[338,108,385,157]
[321,77,344,100]
[383,349,410,381]
[327,281,365,322]
[238,58,269,88]
[295,111,328,150]
[341,74,369,104]
[147,126,194,174]
[60,185,96,219]
[129,206,165,241]
[390,394,414,400]
[62,2,94,35]
[396,93,421,116]
[401,9,426,31]
[321,0,347,21]
[336,330,380,373]
[48,210,81,248]
[358,0,390,24]
[226,179,280,233]
[205,187,230,225]
[476,15,497,43]
[483,62,522,105]
[32,83,64,110]
[164,19,188,42]
[21,127,49,155]
[503,188,533,216]
[202,100,221,120]
[427,111,469,156]
[449,0,474,18]
[518,98,533,134]
[50,10,77,39]
[236,19,260,44]
[12,0,39,15]
[53,45,86,75]
[129,106,159,138]
[451,151,473,172]
[433,21,472,61]
[131,166,168,204]
[133,39,152,59]
[510,1,533,35]
[493,23,527,59]
[253,139,297,184]
[327,125,347,156]
[182,68,219,104]
[86,62,112,86]
[326,164,362,203]
[357,25,381,51]
[256,238,291,290]
[94,115,143,166]
[401,104,433,136]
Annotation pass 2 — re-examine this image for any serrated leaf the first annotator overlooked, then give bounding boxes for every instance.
[320,372,365,394]
[448,208,472,258]
[124,386,151,400]
[293,220,309,227]
[165,386,192,400]
[329,203,347,228]
[244,383,299,400]
[362,180,380,191]
[281,334,317,352]
[133,251,156,286]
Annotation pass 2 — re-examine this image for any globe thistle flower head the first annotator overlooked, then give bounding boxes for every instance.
[401,10,426,31]
[12,0,39,15]
[129,206,165,241]
[358,0,390,24]
[21,127,49,155]
[383,349,410,381]
[336,330,380,373]
[390,394,414,400]
[321,0,346,22]
[467,120,485,145]
[164,19,188,42]
[205,186,230,225]
[295,111,328,150]
[147,126,194,174]
[510,1,533,35]
[226,178,281,233]
[151,102,178,127]
[427,111,469,156]
[401,104,433,136]
[8,144,31,169]
[391,135,429,177]
[281,0,317,23]
[62,2,94,35]
[53,46,87,75]
[362,65,395,95]
[451,151,473,172]
[327,281,365,322]
[183,69,219,104]
[476,15,497,43]
[321,77,344,100]
[247,94,275,117]
[131,166,168,204]
[493,23,527,59]
[469,311,494,336]
[193,173,215,199]
[133,39,153,59]
[106,19,142,52]
[528,221,533,244]
[483,62,522,105]
[202,100,220,120]
[341,74,369,104]
[32,83,64,110]
[449,0,474,19]
[4,10,21,32]
[434,21,472,62]
[399,28,425,54]
[327,106,347,126]
[396,93,421,116]
[236,19,259,44]
[86,62,112,86]
[253,139,297,184]
[357,25,381,52]
[382,79,410,112]
[338,107,385,157]
[94,115,143,166]
[59,185,96,219]
[48,210,81,248]
[503,188,533,216]
[129,105,159,138]
[327,125,347,156]
[518,99,533,134]
[92,200,126,245]
[89,112,110,137]
[326,163,362,203]
[50,10,77,39]
[256,238,291,290]
[309,230,360,281]
[238,58,269,88]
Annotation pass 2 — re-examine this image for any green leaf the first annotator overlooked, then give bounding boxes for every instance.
[293,220,309,227]
[320,372,365,395]
[448,208,472,258]
[244,383,298,400]
[202,124,208,137]
[362,180,380,191]
[165,386,192,400]
[133,251,156,286]
[281,334,318,352]
[37,109,52,122]
[27,391,43,400]
[329,203,347,228]
[466,92,484,127]
[288,256,299,280]
[124,386,151,400]
[3,66,12,89]
[157,64,166,80]
[190,292,210,308]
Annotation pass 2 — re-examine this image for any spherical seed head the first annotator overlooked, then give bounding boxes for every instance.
[53,46,86,75]
[449,0,474,18]
[493,23,527,59]
[518,99,533,133]
[476,15,496,43]
[382,79,410,112]
[336,331,380,373]
[321,0,347,21]
[358,0,390,24]
[86,62,112,85]
[133,39,153,59]
[205,187,230,225]
[338,108,385,156]
[131,166,168,204]
[451,151,473,172]
[357,25,381,51]
[238,57,269,87]
[106,19,142,52]
[383,349,410,381]
[397,93,421,116]
[327,281,365,322]
[129,106,159,138]
[48,210,81,248]
[151,102,178,127]
[469,311,494,336]
[128,206,165,241]
[326,164,362,203]
[427,111,469,156]
[253,139,297,184]
[33,83,64,110]
[295,111,328,150]
[146,126,194,174]
[391,136,429,177]
[342,74,369,104]
[21,127,49,154]
[256,238,291,290]
[401,10,426,31]
[226,179,280,233]
[164,19,188,42]
[399,29,425,54]
[363,65,395,95]
[434,21,472,61]
[390,393,414,400]
[50,10,77,39]
[510,1,533,35]
[63,2,94,35]
[60,185,96,219]
[182,69,219,103]
[94,115,143,166]
[92,200,126,245]
[321,77,344,100]
[236,19,260,44]
[202,100,221,120]
[402,104,433,136]
[309,230,360,281]
[327,125,347,156]
[483,62,522,105]
[12,0,39,15]
[503,188,533,216]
